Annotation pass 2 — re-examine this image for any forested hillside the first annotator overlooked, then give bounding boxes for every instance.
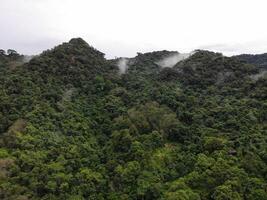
[234,53,267,70]
[0,38,266,200]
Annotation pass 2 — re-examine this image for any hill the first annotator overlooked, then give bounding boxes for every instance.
[234,53,267,70]
[0,38,266,200]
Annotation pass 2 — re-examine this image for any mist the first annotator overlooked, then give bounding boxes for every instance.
[22,55,35,63]
[117,58,129,74]
[156,52,194,68]
[250,70,267,81]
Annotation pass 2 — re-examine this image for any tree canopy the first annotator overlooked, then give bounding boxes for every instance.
[0,38,266,199]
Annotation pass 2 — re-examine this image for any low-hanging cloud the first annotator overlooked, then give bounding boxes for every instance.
[250,70,267,81]
[156,52,195,68]
[117,58,129,74]
[22,55,35,63]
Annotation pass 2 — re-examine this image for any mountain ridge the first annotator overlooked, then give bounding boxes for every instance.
[0,37,266,200]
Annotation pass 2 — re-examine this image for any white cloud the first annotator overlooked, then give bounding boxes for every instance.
[156,52,194,68]
[117,58,129,74]
[199,40,267,56]
[1,0,267,58]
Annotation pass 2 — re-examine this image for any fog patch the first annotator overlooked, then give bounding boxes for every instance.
[216,71,233,85]
[23,55,35,63]
[57,88,75,110]
[117,58,129,74]
[157,52,195,68]
[250,70,267,81]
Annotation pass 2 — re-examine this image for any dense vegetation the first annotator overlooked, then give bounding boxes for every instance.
[0,38,266,200]
[234,53,267,70]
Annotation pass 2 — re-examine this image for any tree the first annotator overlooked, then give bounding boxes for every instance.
[0,49,5,55]
[7,49,18,56]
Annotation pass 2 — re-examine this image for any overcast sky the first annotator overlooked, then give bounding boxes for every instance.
[1,0,267,58]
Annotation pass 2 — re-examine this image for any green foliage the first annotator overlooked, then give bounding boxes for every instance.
[0,38,266,199]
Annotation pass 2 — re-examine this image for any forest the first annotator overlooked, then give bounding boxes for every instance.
[0,38,266,200]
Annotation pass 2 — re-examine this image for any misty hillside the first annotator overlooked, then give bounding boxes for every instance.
[0,38,267,200]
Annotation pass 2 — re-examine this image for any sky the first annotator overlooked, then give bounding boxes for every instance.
[1,0,267,58]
